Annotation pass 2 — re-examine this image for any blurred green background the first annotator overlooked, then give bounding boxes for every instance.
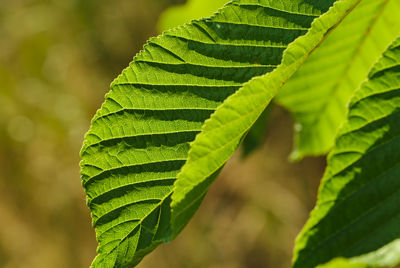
[0,0,325,267]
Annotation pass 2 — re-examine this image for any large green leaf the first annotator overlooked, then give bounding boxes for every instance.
[293,37,400,268]
[80,0,348,266]
[275,0,400,160]
[171,0,361,234]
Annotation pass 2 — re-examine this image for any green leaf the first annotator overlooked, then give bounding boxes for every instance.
[171,0,361,235]
[81,0,347,266]
[275,0,400,160]
[157,0,230,32]
[292,37,400,268]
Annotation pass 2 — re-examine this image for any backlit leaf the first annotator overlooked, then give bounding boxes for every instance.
[276,0,400,160]
[293,36,400,268]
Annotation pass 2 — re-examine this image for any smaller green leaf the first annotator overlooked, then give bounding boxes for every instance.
[292,36,400,268]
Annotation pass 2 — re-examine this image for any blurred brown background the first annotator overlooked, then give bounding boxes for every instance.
[0,0,325,267]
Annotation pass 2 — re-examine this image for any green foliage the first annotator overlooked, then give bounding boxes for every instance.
[276,0,400,160]
[293,37,400,268]
[80,0,400,267]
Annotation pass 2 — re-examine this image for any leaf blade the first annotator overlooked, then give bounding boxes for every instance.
[293,36,400,268]
[80,0,342,266]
